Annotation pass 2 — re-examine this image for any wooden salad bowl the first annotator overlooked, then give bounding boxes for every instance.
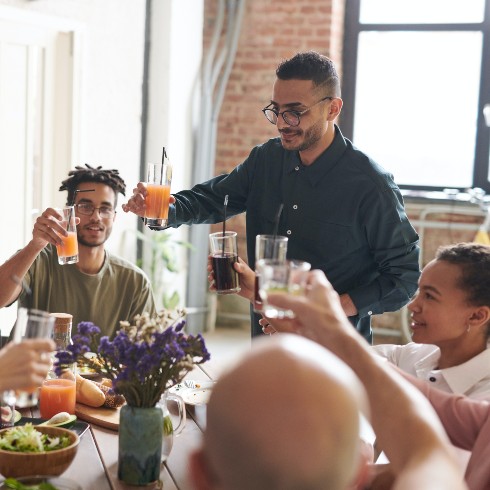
[0,425,79,478]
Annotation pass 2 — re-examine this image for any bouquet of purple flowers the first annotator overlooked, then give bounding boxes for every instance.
[55,309,210,407]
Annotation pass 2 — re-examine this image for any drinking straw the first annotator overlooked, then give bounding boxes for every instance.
[273,203,284,238]
[161,147,168,185]
[11,274,32,310]
[222,194,229,256]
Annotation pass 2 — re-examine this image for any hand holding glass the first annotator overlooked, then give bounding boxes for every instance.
[257,259,311,319]
[144,162,172,229]
[13,308,55,408]
[55,206,79,265]
[209,231,241,294]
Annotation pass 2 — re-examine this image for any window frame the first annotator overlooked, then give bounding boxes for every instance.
[342,0,490,192]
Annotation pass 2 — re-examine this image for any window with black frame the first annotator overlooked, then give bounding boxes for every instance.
[342,0,490,192]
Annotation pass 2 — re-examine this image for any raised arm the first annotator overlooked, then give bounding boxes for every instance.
[0,208,67,307]
[266,271,466,490]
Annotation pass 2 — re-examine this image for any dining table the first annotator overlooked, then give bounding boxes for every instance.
[2,360,224,490]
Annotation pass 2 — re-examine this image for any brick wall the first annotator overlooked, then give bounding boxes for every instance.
[205,0,344,263]
[203,1,487,341]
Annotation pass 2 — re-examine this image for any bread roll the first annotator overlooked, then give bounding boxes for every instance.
[93,380,126,409]
[75,374,105,407]
[99,378,113,388]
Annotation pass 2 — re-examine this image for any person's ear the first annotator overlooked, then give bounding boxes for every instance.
[468,306,490,330]
[327,97,343,121]
[189,449,214,490]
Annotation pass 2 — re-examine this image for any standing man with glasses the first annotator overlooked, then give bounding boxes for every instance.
[123,51,420,342]
[0,164,156,338]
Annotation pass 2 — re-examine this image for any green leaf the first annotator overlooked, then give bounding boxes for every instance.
[163,291,180,310]
[3,478,58,490]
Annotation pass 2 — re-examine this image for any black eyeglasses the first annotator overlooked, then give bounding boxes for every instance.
[262,96,333,127]
[75,203,115,219]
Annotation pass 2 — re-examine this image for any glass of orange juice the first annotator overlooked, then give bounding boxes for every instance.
[55,206,79,265]
[144,162,172,229]
[39,373,76,419]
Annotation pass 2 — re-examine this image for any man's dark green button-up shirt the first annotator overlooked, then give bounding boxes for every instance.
[167,126,420,342]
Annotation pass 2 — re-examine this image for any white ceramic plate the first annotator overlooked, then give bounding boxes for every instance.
[77,366,99,379]
[169,380,215,405]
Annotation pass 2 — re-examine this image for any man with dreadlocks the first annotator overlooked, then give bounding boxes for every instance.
[0,164,156,337]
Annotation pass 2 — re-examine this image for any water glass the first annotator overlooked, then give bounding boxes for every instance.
[209,231,241,294]
[0,391,16,428]
[257,259,311,319]
[56,206,79,265]
[254,234,288,313]
[13,308,55,408]
[144,162,172,229]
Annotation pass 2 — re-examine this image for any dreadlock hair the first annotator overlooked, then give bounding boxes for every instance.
[59,164,126,206]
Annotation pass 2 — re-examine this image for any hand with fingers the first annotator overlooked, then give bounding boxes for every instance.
[259,317,276,335]
[122,182,176,218]
[207,255,256,302]
[263,270,350,339]
[31,208,79,252]
[0,338,56,392]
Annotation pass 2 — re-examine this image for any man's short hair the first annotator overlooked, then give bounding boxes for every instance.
[276,51,341,97]
[59,164,126,206]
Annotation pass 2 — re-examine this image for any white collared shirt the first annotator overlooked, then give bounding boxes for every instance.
[373,342,490,400]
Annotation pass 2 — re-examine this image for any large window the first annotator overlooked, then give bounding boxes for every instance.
[342,0,490,192]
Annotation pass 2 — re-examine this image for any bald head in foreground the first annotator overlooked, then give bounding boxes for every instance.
[190,334,370,490]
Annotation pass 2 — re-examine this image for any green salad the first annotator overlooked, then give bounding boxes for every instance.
[3,478,58,490]
[0,424,70,453]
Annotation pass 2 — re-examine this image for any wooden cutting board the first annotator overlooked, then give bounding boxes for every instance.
[75,403,122,431]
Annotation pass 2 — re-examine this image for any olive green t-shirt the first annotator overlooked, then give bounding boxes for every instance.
[19,245,156,338]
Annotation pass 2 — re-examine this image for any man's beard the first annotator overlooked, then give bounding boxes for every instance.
[76,225,111,248]
[280,119,324,152]
[77,236,106,248]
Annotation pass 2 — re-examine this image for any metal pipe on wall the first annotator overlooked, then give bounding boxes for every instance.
[186,0,246,333]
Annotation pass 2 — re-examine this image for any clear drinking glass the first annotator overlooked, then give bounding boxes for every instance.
[254,235,288,313]
[144,162,172,229]
[55,206,79,265]
[209,231,241,294]
[0,390,16,428]
[13,308,55,408]
[257,259,311,319]
[157,391,186,462]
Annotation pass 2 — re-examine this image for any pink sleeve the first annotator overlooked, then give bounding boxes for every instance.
[398,368,490,451]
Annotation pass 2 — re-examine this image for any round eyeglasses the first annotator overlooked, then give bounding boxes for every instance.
[75,203,115,219]
[262,96,333,127]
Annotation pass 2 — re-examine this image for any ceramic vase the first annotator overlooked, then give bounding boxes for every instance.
[118,405,163,486]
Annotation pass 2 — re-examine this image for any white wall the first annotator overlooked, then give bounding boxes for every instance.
[0,0,147,261]
[0,0,206,335]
